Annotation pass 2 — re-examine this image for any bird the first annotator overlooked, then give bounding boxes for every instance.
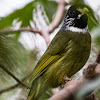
[27,4,91,100]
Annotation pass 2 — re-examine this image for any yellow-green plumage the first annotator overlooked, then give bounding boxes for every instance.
[27,30,91,100]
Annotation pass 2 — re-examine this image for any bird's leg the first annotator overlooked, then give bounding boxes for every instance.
[59,76,72,89]
[59,84,64,89]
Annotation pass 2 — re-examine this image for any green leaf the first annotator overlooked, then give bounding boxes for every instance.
[39,0,57,22]
[0,1,37,29]
[87,6,99,30]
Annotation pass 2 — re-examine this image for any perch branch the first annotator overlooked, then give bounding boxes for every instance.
[49,52,100,100]
[0,27,41,34]
[0,0,70,46]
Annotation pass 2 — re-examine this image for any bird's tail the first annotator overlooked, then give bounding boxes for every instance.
[27,77,47,100]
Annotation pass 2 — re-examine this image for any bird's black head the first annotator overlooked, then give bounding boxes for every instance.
[61,5,88,30]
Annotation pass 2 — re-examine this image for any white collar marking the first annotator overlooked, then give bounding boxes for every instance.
[67,26,88,34]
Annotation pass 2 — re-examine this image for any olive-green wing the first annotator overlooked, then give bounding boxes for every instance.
[30,30,71,83]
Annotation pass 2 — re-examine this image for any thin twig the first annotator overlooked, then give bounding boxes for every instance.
[0,71,33,94]
[95,51,100,63]
[48,0,66,33]
[0,27,41,34]
[0,64,30,89]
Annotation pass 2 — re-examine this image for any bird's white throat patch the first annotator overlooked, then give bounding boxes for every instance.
[67,26,88,33]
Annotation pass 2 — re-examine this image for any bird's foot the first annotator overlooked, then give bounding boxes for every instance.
[63,76,72,83]
[60,84,64,89]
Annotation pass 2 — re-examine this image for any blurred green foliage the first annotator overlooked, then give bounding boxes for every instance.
[0,0,100,100]
[75,77,100,100]
[40,0,57,22]
[0,0,57,29]
[95,87,100,99]
[0,34,30,99]
[0,1,35,29]
[91,25,100,46]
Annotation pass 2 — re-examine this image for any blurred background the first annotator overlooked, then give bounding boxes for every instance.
[0,0,100,100]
